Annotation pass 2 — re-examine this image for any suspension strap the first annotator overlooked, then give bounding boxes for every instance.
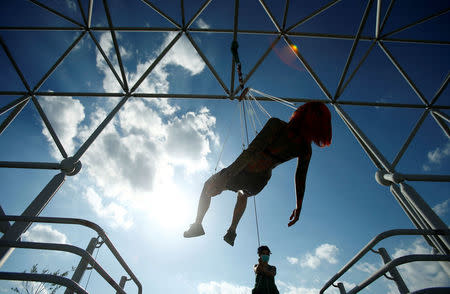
[231,40,245,91]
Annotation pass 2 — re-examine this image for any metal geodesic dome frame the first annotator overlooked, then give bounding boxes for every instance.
[0,0,449,293]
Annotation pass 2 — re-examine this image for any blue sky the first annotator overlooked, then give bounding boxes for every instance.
[0,0,449,293]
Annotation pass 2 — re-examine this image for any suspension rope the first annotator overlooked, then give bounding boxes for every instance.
[84,237,103,291]
[249,88,298,110]
[248,91,272,120]
[214,103,241,172]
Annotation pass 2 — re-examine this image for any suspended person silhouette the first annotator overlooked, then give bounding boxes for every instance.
[252,245,279,294]
[184,102,332,246]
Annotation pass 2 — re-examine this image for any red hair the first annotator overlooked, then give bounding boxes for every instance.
[288,102,332,147]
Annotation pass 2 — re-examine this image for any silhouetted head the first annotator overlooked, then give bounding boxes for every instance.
[257,245,271,256]
[288,102,332,147]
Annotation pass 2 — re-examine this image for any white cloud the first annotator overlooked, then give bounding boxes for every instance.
[300,243,339,269]
[22,224,68,244]
[433,199,450,217]
[197,281,251,294]
[39,95,85,158]
[197,18,210,29]
[390,239,450,292]
[355,262,378,274]
[65,0,76,11]
[277,280,356,294]
[423,141,450,171]
[287,256,299,265]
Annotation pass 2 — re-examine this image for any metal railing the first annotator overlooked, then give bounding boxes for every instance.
[320,229,450,294]
[0,215,142,294]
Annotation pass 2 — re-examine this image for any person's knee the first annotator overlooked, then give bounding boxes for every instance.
[237,190,249,199]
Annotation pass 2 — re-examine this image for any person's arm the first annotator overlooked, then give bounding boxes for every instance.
[288,145,311,227]
[254,260,276,277]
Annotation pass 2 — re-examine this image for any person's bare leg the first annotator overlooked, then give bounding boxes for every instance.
[229,190,248,231]
[195,187,210,224]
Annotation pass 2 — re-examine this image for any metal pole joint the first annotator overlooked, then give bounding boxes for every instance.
[60,157,82,176]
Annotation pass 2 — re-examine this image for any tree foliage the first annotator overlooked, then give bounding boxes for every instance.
[11,264,73,294]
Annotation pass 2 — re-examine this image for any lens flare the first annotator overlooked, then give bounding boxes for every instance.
[290,44,298,53]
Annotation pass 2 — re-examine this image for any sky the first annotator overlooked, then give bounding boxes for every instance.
[0,0,449,293]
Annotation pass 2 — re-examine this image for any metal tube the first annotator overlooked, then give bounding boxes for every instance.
[33,32,87,92]
[73,95,129,161]
[37,91,124,97]
[0,37,31,91]
[0,173,65,266]
[185,32,230,94]
[382,37,450,46]
[0,207,10,234]
[0,95,30,116]
[319,229,450,294]
[286,0,342,32]
[430,111,450,138]
[32,96,68,159]
[379,0,395,33]
[0,99,29,135]
[377,248,409,294]
[29,0,84,28]
[258,0,281,32]
[64,238,98,294]
[0,215,142,293]
[334,0,374,100]
[432,110,450,123]
[283,35,332,100]
[186,0,212,29]
[375,0,381,38]
[430,73,449,106]
[337,282,346,294]
[282,0,290,30]
[391,109,429,169]
[0,161,61,170]
[338,41,376,98]
[0,240,126,294]
[230,0,240,96]
[102,0,129,92]
[233,35,282,96]
[181,0,185,27]
[334,104,393,171]
[400,183,450,253]
[117,276,128,293]
[87,0,93,28]
[378,41,428,105]
[139,0,181,29]
[0,272,88,294]
[347,254,450,294]
[130,32,182,92]
[382,7,450,39]
[88,31,126,91]
[0,26,85,31]
[76,0,88,27]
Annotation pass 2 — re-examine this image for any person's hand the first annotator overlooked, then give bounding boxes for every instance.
[288,208,301,227]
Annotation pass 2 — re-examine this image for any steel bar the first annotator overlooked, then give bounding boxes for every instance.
[0,240,126,294]
[433,110,450,123]
[230,0,240,96]
[334,104,393,171]
[283,35,332,100]
[282,0,290,30]
[338,40,376,98]
[117,276,128,294]
[348,254,450,294]
[233,35,282,96]
[382,38,450,45]
[319,229,450,294]
[0,215,142,294]
[0,161,60,170]
[32,96,68,159]
[0,37,31,91]
[89,31,126,91]
[430,111,450,138]
[181,0,186,27]
[0,99,29,135]
[64,238,98,294]
[28,0,84,28]
[102,0,129,92]
[0,95,30,115]
[0,27,85,31]
[379,0,395,34]
[258,0,281,32]
[400,183,450,253]
[391,109,429,169]
[378,41,428,105]
[286,0,342,32]
[375,0,381,38]
[36,91,124,97]
[0,272,88,294]
[334,0,373,101]
[32,31,86,92]
[393,174,450,182]
[378,248,409,294]
[0,207,10,234]
[130,32,182,92]
[390,184,437,251]
[185,32,230,95]
[186,0,212,29]
[87,0,93,28]
[382,7,450,39]
[430,73,449,106]
[336,283,346,294]
[0,173,65,266]
[73,95,129,161]
[76,0,88,27]
[139,0,181,29]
